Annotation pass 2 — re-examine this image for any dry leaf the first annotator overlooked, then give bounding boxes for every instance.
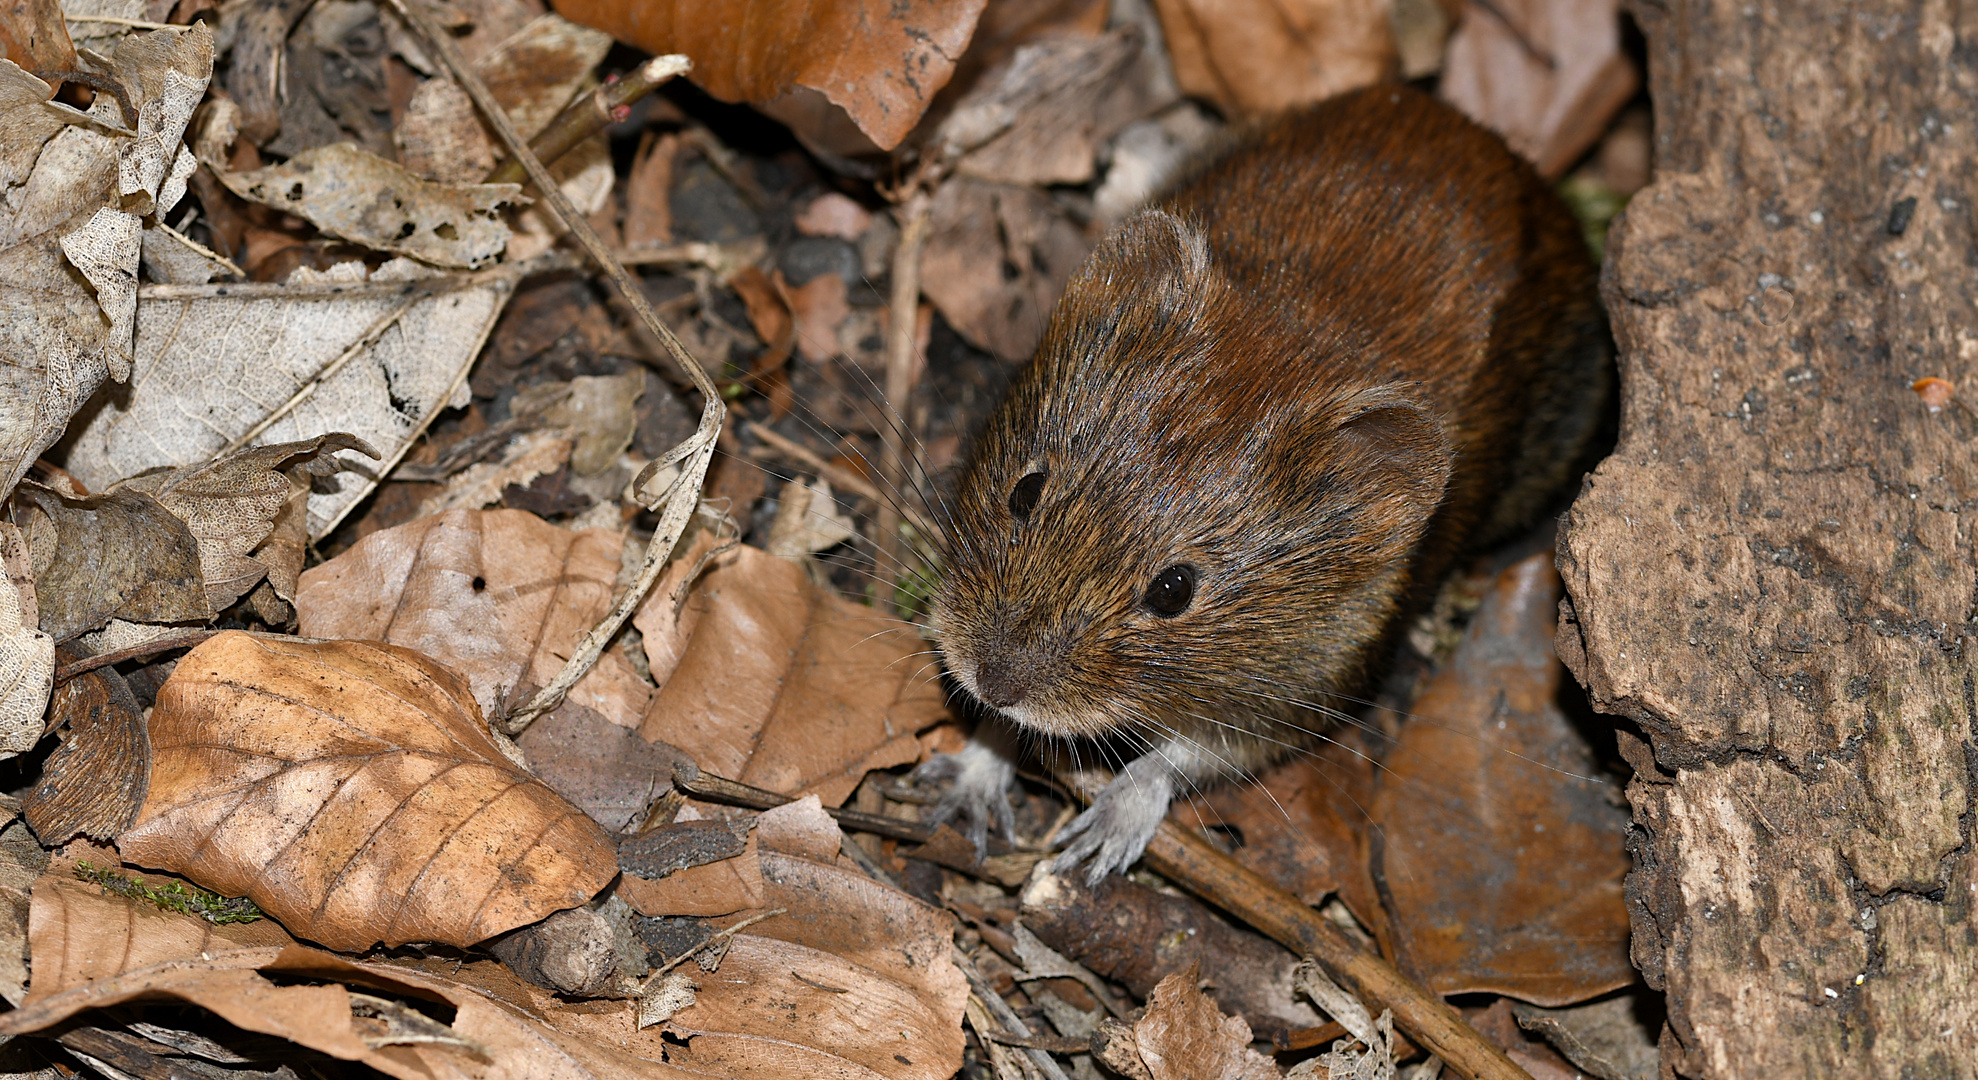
[23,658,149,843]
[1353,555,1634,1003]
[14,481,209,642]
[113,433,377,610]
[550,371,645,476]
[1134,964,1282,1080]
[920,177,1091,362]
[63,257,517,537]
[516,704,693,833]
[296,507,653,728]
[1439,0,1637,178]
[764,477,857,558]
[26,863,297,1001]
[0,0,75,77]
[119,631,619,951]
[0,810,41,1006]
[634,540,948,808]
[756,794,840,863]
[219,142,519,269]
[0,24,212,497]
[549,0,987,151]
[618,823,766,918]
[1150,0,1393,115]
[0,521,51,759]
[622,130,678,247]
[395,77,497,183]
[940,28,1172,187]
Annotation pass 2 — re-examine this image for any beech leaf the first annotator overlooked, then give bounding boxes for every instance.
[547,0,989,151]
[14,482,209,643]
[23,658,149,843]
[119,631,619,952]
[0,522,51,759]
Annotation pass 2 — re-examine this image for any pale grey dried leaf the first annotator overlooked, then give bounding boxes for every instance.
[219,142,519,269]
[58,207,140,381]
[108,21,212,214]
[64,258,515,537]
[15,483,209,643]
[0,522,52,759]
[113,433,379,610]
[0,61,65,190]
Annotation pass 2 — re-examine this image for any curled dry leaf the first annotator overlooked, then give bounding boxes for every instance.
[219,142,520,269]
[23,657,150,844]
[113,433,378,610]
[547,0,988,151]
[1206,552,1633,1005]
[1149,0,1393,115]
[0,24,212,496]
[119,631,619,952]
[0,522,51,759]
[63,258,517,537]
[13,482,209,643]
[634,538,949,808]
[1439,0,1638,178]
[919,177,1092,363]
[296,507,653,728]
[1133,964,1282,1080]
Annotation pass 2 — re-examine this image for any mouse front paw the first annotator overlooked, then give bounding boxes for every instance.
[910,739,1016,860]
[1051,768,1176,885]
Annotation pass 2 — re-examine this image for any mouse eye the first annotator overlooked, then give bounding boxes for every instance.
[1008,471,1046,520]
[1143,565,1196,617]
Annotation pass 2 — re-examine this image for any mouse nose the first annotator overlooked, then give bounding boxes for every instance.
[973,656,1029,709]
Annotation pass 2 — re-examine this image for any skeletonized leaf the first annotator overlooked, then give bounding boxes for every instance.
[1133,965,1282,1080]
[0,26,212,497]
[0,522,51,759]
[548,0,988,151]
[120,632,618,952]
[114,433,378,610]
[219,142,520,269]
[63,258,517,537]
[14,482,209,643]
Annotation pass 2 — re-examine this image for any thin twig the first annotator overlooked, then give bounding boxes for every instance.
[877,194,932,612]
[153,216,244,278]
[484,54,691,186]
[1057,771,1535,1080]
[380,0,720,738]
[837,828,1073,1080]
[63,15,191,29]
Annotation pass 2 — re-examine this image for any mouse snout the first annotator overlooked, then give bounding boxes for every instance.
[973,654,1030,709]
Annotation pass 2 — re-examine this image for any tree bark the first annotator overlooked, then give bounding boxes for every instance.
[1555,1,1978,1076]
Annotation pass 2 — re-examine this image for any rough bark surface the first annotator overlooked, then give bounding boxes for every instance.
[1556,2,1978,1076]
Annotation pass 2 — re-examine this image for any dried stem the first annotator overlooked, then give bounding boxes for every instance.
[483,54,691,186]
[1058,771,1536,1080]
[381,0,721,738]
[877,192,932,611]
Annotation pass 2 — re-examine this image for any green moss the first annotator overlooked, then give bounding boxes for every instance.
[75,860,262,925]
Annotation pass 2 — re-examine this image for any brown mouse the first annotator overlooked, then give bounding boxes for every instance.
[916,84,1612,881]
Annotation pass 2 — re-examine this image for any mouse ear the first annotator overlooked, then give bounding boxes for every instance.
[1079,209,1211,324]
[1320,383,1455,553]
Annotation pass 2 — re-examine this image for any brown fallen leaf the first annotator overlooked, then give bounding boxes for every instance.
[618,821,766,918]
[112,433,377,611]
[26,862,297,1002]
[395,77,497,183]
[622,130,678,247]
[548,0,988,151]
[634,539,948,808]
[296,507,652,728]
[1133,964,1282,1080]
[1207,552,1633,1006]
[516,704,692,833]
[23,655,149,844]
[0,0,75,78]
[14,481,209,643]
[1357,554,1633,1004]
[1150,0,1393,116]
[919,177,1091,362]
[1439,0,1638,178]
[118,631,619,951]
